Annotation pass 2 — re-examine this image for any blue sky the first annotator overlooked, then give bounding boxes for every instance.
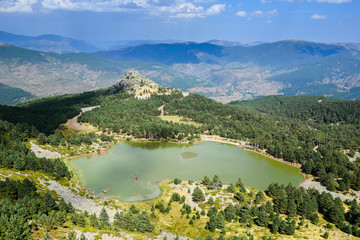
[0,0,358,43]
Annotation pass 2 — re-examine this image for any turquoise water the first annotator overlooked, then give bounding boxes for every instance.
[71,141,303,202]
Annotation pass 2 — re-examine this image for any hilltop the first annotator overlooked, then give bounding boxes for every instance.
[0,44,205,104]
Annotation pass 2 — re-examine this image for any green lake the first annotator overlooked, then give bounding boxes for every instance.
[71,141,303,202]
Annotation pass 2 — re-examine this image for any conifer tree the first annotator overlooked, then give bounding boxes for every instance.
[100,208,110,228]
[192,187,205,202]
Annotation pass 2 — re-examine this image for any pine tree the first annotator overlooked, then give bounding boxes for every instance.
[254,210,269,227]
[192,187,205,202]
[43,192,57,211]
[216,213,225,229]
[234,191,245,202]
[235,178,244,188]
[56,211,67,227]
[135,211,154,232]
[270,214,281,234]
[90,213,98,227]
[205,215,217,232]
[287,200,297,217]
[78,213,86,227]
[202,176,211,186]
[226,183,236,193]
[100,208,110,228]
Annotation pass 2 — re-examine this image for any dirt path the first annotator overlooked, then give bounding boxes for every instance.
[158,105,164,115]
[65,106,100,131]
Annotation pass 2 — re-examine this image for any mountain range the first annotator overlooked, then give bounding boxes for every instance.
[0,44,205,100]
[96,40,360,102]
[0,30,101,54]
[1,30,359,104]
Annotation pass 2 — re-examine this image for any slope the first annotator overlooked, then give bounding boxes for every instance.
[0,82,36,105]
[0,44,206,97]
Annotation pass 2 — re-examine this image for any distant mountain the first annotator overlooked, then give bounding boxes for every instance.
[0,83,36,105]
[0,30,100,54]
[0,44,206,97]
[96,39,360,102]
[206,39,266,47]
[93,39,183,50]
[95,42,223,65]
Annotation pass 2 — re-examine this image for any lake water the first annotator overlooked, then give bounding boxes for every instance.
[71,141,303,202]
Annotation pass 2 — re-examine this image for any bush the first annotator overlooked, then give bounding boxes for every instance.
[174,178,182,185]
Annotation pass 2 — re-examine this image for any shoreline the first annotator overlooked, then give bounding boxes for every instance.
[66,134,307,198]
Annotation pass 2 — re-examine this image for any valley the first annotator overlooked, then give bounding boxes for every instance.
[2,35,360,105]
[1,70,359,239]
[1,0,360,238]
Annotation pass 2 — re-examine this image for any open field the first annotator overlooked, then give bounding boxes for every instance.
[159,115,203,127]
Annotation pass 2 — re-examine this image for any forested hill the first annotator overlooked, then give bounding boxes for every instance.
[0,83,36,105]
[230,95,360,124]
[1,75,359,194]
[1,72,360,238]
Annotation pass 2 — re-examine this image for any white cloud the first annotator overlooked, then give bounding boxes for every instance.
[0,0,37,12]
[40,0,225,19]
[236,9,278,19]
[168,3,225,18]
[310,14,327,19]
[260,0,272,3]
[41,0,150,12]
[206,4,225,16]
[236,10,247,17]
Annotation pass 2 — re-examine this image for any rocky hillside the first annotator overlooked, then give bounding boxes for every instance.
[0,44,206,98]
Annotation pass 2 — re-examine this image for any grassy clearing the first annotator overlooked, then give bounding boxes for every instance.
[159,115,202,127]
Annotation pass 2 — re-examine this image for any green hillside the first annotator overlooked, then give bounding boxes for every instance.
[230,95,360,124]
[0,82,36,105]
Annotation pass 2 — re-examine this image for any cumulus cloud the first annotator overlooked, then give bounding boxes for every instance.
[206,4,225,15]
[237,9,278,19]
[0,0,37,12]
[39,0,225,19]
[311,14,327,19]
[236,10,247,17]
[41,0,149,12]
